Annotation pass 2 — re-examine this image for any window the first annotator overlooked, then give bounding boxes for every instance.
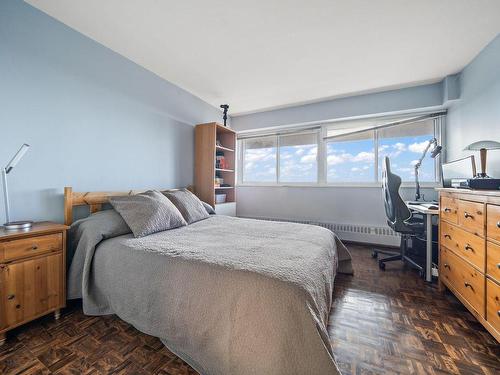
[242,137,277,183]
[327,130,375,183]
[377,119,436,182]
[239,114,442,185]
[279,133,318,183]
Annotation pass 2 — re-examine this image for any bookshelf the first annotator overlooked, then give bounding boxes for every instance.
[194,122,236,215]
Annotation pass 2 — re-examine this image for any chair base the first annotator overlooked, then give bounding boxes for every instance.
[372,236,424,278]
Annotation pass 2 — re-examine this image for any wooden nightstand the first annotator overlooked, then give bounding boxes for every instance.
[0,222,68,345]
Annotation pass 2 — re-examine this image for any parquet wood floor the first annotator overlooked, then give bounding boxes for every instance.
[1,245,499,374]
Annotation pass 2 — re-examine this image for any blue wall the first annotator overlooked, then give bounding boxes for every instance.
[0,0,221,223]
[446,34,500,177]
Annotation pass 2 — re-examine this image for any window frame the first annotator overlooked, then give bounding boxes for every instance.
[237,115,443,188]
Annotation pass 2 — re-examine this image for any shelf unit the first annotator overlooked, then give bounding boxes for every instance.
[194,122,236,213]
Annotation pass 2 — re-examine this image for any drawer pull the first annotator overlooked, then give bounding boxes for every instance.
[464,244,474,252]
[7,294,15,300]
[444,234,451,239]
[497,263,500,269]
[497,221,500,228]
[15,304,21,309]
[444,263,450,269]
[32,245,38,250]
[464,212,473,219]
[498,310,500,317]
[444,207,451,212]
[464,282,474,290]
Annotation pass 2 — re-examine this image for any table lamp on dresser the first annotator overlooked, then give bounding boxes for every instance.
[1,143,33,230]
[464,140,500,178]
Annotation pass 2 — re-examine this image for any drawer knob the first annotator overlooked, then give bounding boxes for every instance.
[444,207,451,212]
[7,294,15,300]
[32,245,38,250]
[444,234,451,239]
[498,310,500,317]
[464,212,473,219]
[497,221,500,228]
[444,263,450,269]
[497,263,500,269]
[15,304,21,309]
[464,244,474,252]
[464,282,473,290]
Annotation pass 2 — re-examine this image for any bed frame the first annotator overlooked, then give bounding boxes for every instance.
[63,186,192,225]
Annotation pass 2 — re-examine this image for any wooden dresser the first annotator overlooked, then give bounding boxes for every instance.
[437,188,500,341]
[0,222,68,345]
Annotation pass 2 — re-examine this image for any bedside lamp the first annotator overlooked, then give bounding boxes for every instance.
[2,144,33,230]
[464,140,500,178]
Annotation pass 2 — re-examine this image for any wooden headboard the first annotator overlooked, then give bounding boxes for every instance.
[63,186,193,225]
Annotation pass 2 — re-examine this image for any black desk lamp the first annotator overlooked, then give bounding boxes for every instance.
[414,138,442,201]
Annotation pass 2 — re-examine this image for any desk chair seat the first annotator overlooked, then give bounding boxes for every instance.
[372,157,427,276]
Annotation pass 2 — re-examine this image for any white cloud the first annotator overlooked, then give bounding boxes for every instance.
[410,160,419,166]
[245,148,275,162]
[409,141,429,153]
[393,142,406,151]
[294,148,305,156]
[327,151,374,165]
[327,154,345,165]
[300,154,316,163]
[352,151,374,163]
[351,167,360,172]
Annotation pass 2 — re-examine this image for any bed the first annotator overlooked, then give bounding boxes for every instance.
[64,187,353,375]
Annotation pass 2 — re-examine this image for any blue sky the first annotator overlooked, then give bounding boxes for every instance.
[243,133,436,183]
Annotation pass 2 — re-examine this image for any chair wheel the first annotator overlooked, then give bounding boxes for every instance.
[379,261,386,270]
[371,251,378,258]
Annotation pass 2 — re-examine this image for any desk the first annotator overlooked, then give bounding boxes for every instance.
[406,203,439,282]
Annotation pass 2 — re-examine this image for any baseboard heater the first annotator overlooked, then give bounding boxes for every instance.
[239,216,400,246]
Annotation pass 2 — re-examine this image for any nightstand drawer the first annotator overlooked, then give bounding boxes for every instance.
[1,233,62,261]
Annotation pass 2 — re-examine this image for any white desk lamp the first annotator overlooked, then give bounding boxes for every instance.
[2,144,33,230]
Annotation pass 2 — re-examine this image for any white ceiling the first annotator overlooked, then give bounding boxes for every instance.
[26,0,500,115]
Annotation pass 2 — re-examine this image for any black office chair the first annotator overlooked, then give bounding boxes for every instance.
[372,157,425,275]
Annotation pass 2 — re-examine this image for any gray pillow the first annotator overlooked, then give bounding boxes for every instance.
[163,189,210,224]
[202,201,216,215]
[109,190,187,237]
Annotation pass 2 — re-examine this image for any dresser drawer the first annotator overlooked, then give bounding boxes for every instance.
[458,200,485,236]
[440,221,485,271]
[487,241,500,283]
[487,204,500,243]
[440,246,485,316]
[486,278,500,334]
[1,233,62,262]
[440,196,458,224]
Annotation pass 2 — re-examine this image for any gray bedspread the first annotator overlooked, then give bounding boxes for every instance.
[68,210,352,375]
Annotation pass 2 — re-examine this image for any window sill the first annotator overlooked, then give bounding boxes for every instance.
[237,183,441,189]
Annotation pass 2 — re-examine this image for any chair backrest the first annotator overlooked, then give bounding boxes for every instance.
[382,156,411,230]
